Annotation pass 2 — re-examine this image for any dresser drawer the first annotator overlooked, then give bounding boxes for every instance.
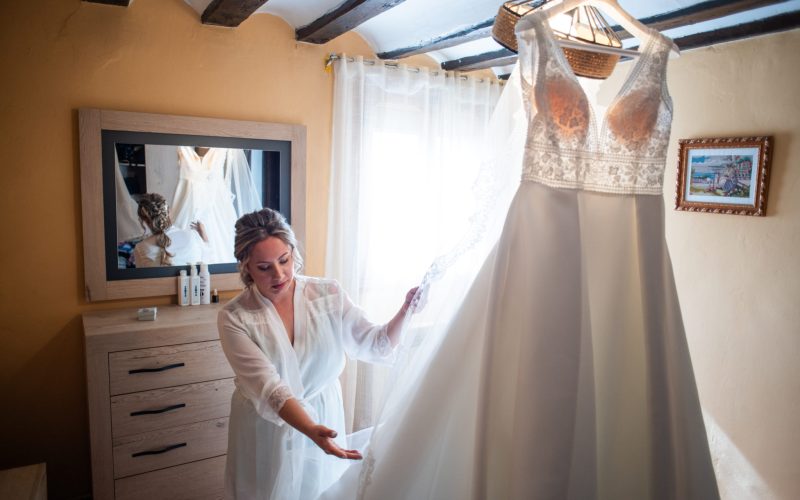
[115,455,225,500]
[111,378,235,438]
[112,418,229,479]
[109,341,233,395]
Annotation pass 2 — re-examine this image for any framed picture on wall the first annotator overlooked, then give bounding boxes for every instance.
[675,136,773,216]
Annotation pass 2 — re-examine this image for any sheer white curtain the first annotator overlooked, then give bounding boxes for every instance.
[325,55,502,432]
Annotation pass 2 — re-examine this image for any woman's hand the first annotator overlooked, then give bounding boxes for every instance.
[307,424,363,460]
[402,285,427,314]
[386,284,427,347]
[190,220,209,242]
[278,399,360,460]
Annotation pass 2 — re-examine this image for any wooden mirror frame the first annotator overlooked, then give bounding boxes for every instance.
[79,108,306,301]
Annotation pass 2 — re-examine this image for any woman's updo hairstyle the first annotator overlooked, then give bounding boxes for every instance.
[137,193,174,266]
[234,208,303,286]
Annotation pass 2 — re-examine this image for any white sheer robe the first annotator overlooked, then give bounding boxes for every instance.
[219,276,394,500]
[132,225,210,267]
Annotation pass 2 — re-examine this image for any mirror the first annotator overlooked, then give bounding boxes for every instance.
[79,108,306,301]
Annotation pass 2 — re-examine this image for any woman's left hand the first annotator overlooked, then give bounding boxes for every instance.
[190,220,209,242]
[402,285,427,314]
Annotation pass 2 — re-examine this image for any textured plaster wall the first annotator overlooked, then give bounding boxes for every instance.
[666,31,800,500]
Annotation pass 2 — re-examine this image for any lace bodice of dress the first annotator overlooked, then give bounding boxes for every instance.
[516,13,674,195]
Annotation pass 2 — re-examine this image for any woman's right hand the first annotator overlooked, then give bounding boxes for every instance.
[307,424,363,460]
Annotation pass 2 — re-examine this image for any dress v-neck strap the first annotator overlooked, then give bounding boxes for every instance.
[526,10,660,114]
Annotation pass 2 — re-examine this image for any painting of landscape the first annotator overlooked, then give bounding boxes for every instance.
[688,153,755,198]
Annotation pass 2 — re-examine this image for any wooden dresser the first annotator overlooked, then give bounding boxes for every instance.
[83,304,235,500]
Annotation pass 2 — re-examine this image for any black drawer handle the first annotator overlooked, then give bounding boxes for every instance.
[130,403,186,417]
[129,362,185,374]
[131,442,187,458]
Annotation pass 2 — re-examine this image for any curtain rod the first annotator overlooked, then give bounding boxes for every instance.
[325,54,505,85]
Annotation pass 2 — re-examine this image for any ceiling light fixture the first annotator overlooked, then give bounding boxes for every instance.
[492,0,624,80]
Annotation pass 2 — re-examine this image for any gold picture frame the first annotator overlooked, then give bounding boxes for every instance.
[675,136,772,216]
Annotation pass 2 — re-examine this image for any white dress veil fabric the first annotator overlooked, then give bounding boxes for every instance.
[114,150,143,243]
[224,148,263,219]
[321,12,718,500]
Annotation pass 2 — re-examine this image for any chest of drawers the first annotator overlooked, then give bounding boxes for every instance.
[84,304,235,500]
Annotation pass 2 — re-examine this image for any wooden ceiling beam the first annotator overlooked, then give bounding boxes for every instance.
[613,0,786,40]
[673,11,800,51]
[390,0,784,63]
[448,11,800,73]
[442,0,796,72]
[378,18,494,60]
[297,0,407,45]
[83,0,132,6]
[440,48,517,72]
[201,0,270,27]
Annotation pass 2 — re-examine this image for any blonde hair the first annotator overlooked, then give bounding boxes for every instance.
[137,193,174,266]
[234,208,303,286]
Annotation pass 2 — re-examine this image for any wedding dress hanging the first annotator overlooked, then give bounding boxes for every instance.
[171,146,238,264]
[321,8,718,500]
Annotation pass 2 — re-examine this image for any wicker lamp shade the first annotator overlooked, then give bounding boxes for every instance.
[493,0,623,80]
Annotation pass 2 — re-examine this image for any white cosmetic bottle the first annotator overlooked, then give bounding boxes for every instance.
[190,264,201,306]
[178,270,190,306]
[199,262,211,305]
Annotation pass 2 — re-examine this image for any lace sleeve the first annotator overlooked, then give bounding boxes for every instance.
[373,325,393,359]
[267,384,294,414]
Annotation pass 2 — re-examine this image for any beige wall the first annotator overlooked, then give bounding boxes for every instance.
[0,0,441,497]
[602,30,799,499]
[666,31,800,500]
[0,0,797,498]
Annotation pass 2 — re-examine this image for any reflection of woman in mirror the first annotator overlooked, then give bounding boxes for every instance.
[133,192,209,267]
[218,208,421,499]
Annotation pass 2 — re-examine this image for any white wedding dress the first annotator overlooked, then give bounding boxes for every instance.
[321,11,719,500]
[171,147,238,264]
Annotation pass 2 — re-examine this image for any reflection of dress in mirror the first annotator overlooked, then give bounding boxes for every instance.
[133,193,211,268]
[172,147,240,264]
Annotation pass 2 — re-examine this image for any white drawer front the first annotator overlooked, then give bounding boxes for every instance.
[111,378,235,438]
[109,341,233,395]
[112,418,229,479]
[115,455,225,500]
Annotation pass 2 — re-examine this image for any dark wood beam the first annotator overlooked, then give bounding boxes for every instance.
[378,18,494,60]
[201,0,270,27]
[383,0,785,61]
[613,0,786,40]
[443,1,799,72]
[444,11,800,72]
[296,0,406,45]
[674,11,800,50]
[441,48,517,72]
[83,0,131,6]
